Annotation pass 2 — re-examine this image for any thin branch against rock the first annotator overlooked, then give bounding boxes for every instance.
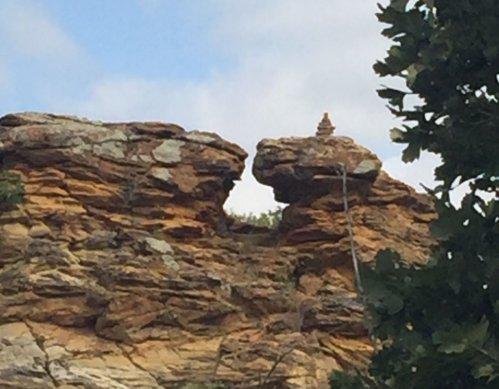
[211,335,228,380]
[341,164,363,295]
[341,164,377,348]
[261,348,294,387]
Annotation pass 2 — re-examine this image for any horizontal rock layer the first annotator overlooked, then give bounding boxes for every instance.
[0,113,435,389]
[253,136,382,203]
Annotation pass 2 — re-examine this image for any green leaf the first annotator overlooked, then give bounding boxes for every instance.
[402,142,421,162]
[437,342,466,354]
[433,320,490,356]
[430,204,460,240]
[406,64,423,88]
[330,370,369,389]
[373,61,395,76]
[384,294,404,315]
[472,363,495,379]
[375,249,400,274]
[465,320,489,347]
[415,344,426,357]
[389,128,406,142]
[390,0,409,12]
[377,88,407,109]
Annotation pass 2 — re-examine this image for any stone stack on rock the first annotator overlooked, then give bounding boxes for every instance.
[315,113,335,137]
[0,112,435,389]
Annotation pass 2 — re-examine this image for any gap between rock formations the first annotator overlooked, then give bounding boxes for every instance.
[0,112,436,389]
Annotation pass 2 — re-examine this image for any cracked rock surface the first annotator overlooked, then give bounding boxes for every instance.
[0,112,435,389]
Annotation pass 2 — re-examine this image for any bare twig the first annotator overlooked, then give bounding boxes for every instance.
[341,165,363,295]
[211,335,228,380]
[261,348,293,387]
[341,165,377,349]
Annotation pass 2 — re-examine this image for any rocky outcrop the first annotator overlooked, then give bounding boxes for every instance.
[253,135,382,203]
[254,134,434,270]
[0,112,435,389]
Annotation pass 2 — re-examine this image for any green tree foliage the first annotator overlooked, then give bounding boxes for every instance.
[331,0,499,388]
[227,207,282,228]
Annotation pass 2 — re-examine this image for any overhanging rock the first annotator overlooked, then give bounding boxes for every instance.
[253,135,382,203]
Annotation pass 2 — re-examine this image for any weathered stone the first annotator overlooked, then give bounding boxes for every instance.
[161,255,180,271]
[253,135,382,203]
[150,167,173,182]
[0,112,435,389]
[143,237,174,255]
[28,222,52,238]
[152,139,185,165]
[93,141,126,160]
[0,322,55,389]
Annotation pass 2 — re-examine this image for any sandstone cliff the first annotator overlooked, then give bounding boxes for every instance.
[0,113,435,389]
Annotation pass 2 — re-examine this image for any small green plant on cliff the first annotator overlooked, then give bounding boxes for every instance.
[227,207,283,228]
[331,0,499,388]
[0,171,24,208]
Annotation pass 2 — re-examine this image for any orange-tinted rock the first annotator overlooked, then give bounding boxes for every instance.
[254,135,434,274]
[253,135,382,203]
[0,112,435,389]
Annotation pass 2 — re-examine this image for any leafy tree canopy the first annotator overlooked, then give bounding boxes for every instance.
[331,1,499,388]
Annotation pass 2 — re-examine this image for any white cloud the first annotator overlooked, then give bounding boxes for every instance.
[77,78,192,122]
[0,0,84,63]
[49,0,436,214]
[383,152,442,193]
[383,152,485,207]
[61,1,393,140]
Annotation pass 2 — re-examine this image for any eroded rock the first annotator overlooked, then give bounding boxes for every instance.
[0,112,435,389]
[253,135,382,203]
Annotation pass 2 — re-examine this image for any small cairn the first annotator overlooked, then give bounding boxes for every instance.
[316,112,336,137]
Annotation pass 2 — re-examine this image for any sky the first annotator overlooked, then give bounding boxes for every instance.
[0,0,447,214]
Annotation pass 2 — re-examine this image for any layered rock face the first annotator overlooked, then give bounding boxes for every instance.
[253,135,434,271]
[0,113,435,389]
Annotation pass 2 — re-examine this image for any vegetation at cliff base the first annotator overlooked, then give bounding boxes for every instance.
[331,0,499,387]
